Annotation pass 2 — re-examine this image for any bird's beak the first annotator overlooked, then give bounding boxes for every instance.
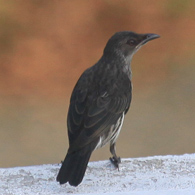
[136,33,160,49]
[141,33,160,45]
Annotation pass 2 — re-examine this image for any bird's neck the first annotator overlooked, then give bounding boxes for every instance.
[102,51,132,80]
[114,49,133,80]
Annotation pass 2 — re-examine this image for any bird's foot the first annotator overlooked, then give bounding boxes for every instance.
[109,156,121,170]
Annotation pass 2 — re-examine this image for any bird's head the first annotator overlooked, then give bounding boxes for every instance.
[103,31,160,63]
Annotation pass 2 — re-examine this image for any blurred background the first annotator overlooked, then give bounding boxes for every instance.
[0,0,195,168]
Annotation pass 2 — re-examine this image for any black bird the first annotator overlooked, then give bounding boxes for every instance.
[56,31,160,186]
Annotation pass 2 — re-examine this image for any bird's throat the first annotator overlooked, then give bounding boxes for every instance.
[122,63,132,80]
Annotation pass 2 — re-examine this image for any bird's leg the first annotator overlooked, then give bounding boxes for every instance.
[109,143,121,170]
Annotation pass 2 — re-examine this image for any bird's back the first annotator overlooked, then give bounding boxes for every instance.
[67,57,132,151]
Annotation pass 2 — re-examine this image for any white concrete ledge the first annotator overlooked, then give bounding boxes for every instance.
[1,154,195,195]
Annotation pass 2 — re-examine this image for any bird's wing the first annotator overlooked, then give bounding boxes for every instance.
[67,69,131,152]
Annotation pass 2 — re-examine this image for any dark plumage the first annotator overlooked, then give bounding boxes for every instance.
[56,31,160,186]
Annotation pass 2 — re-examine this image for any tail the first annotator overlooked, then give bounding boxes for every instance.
[56,149,92,186]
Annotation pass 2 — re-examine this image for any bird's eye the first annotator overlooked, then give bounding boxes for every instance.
[127,39,136,46]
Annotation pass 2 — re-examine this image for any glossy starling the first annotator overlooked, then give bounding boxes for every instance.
[56,31,160,186]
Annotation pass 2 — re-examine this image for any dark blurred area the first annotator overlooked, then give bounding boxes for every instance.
[0,0,195,167]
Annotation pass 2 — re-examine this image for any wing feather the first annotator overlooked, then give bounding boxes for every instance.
[67,67,132,152]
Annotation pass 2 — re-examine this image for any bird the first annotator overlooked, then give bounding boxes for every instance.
[56,31,160,187]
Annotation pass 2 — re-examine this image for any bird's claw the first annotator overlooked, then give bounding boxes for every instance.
[109,156,121,170]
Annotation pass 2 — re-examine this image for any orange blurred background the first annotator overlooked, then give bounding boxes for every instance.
[0,0,195,167]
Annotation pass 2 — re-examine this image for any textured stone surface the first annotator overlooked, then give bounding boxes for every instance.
[1,154,195,194]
